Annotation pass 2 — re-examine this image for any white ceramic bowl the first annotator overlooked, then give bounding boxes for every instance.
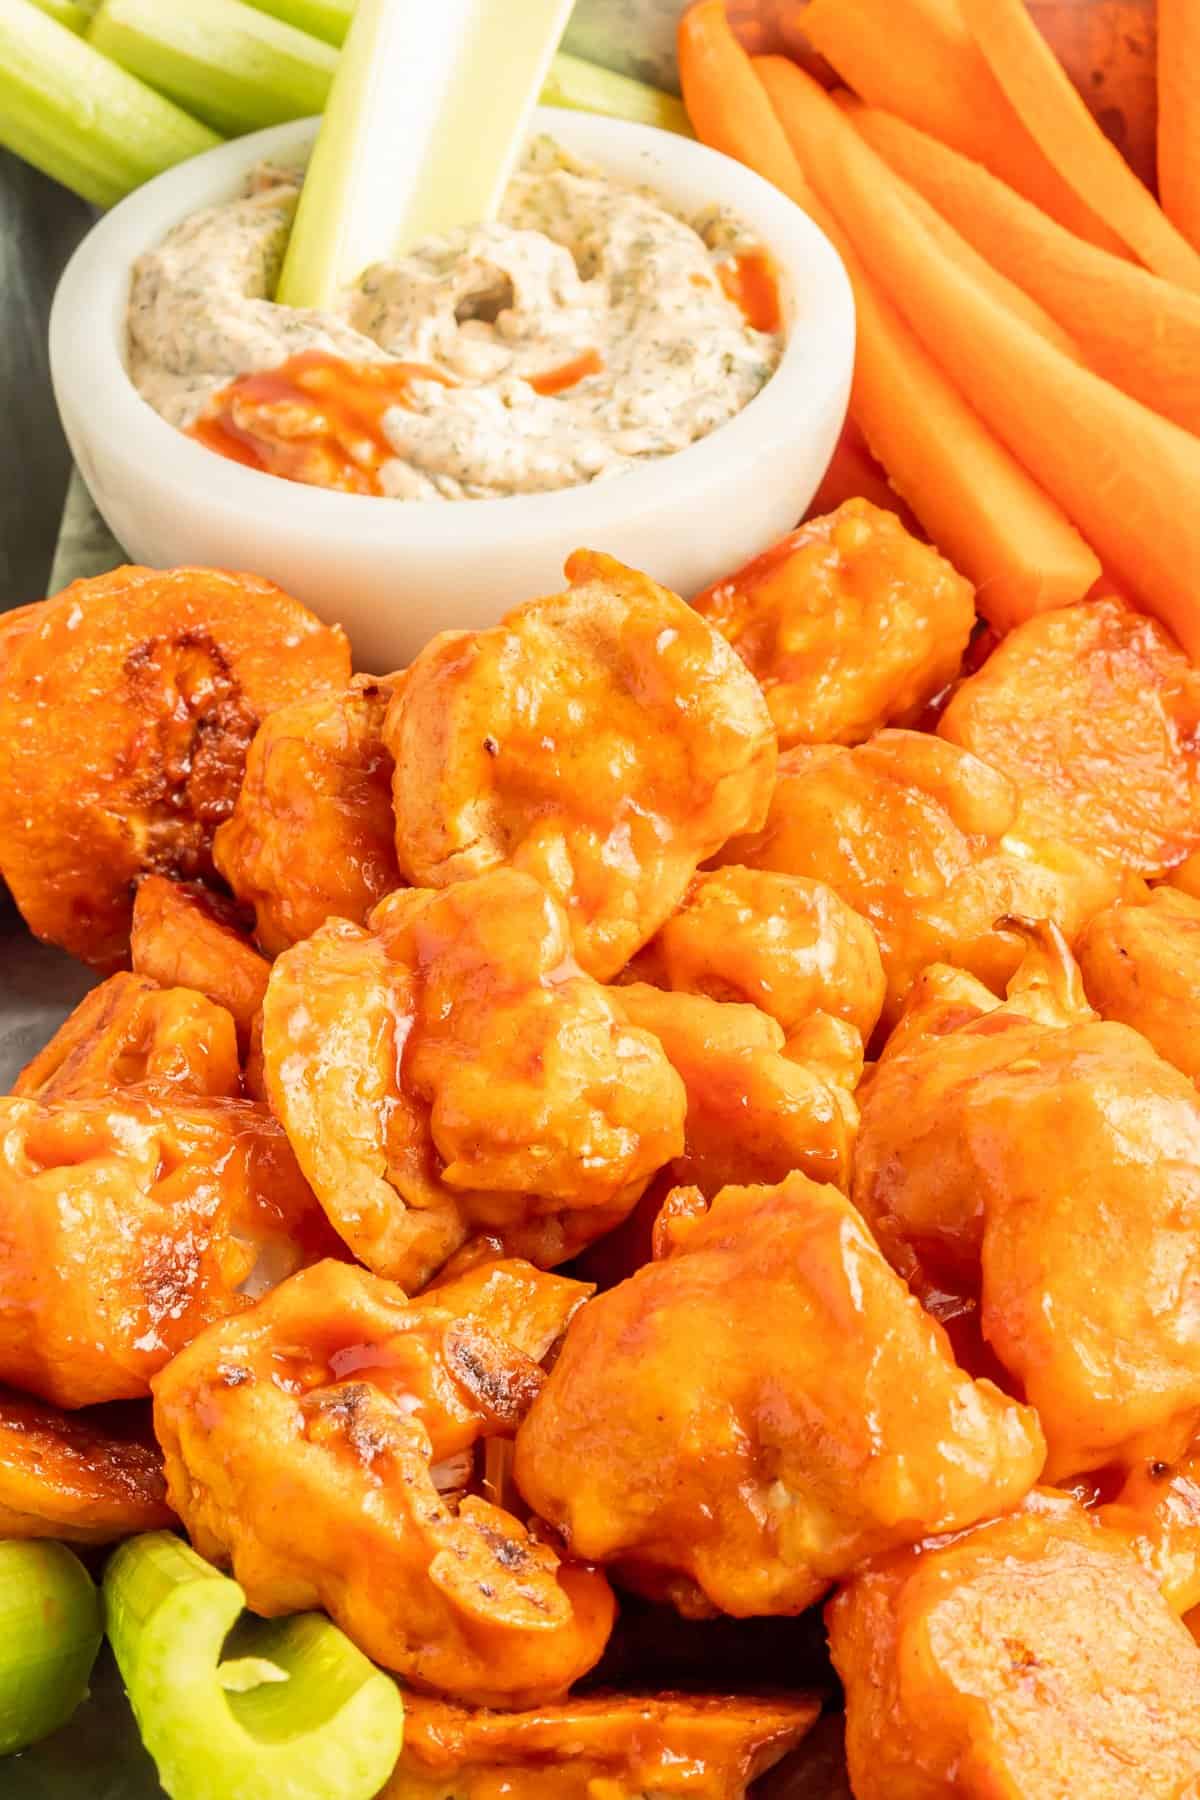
[50,109,854,669]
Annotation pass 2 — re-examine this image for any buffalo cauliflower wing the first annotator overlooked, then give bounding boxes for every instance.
[854,927,1200,1479]
[153,1258,614,1706]
[625,866,885,1044]
[12,972,240,1103]
[1078,887,1200,1082]
[262,870,685,1289]
[612,984,860,1193]
[693,498,975,749]
[130,876,269,1055]
[0,1091,337,1407]
[829,1495,1200,1800]
[385,551,776,981]
[0,566,349,970]
[719,730,1118,1023]
[939,595,1200,878]
[386,1690,820,1800]
[214,675,403,955]
[514,1172,1043,1620]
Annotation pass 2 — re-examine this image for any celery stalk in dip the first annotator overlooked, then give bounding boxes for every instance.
[125,138,784,503]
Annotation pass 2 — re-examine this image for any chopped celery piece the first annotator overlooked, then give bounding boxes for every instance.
[543,51,693,137]
[238,0,353,48]
[104,1532,404,1800]
[27,0,90,32]
[0,0,219,209]
[0,1541,102,1755]
[277,0,573,307]
[88,0,336,138]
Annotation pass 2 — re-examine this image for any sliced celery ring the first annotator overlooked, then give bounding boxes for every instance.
[104,1533,403,1800]
[0,1541,102,1756]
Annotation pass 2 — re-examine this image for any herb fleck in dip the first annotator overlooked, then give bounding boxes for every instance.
[127,139,784,502]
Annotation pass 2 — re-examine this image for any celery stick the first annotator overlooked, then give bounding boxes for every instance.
[238,0,353,48]
[0,1542,102,1755]
[27,0,90,32]
[277,0,573,308]
[104,1532,404,1800]
[88,0,336,138]
[0,0,219,208]
[542,51,693,137]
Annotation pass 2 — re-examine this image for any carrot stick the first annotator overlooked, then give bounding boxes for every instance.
[1158,0,1200,254]
[849,101,1200,437]
[676,0,816,209]
[756,53,1200,655]
[806,418,922,532]
[677,3,1100,628]
[864,154,1079,360]
[837,243,1099,630]
[958,0,1200,292]
[801,0,1125,255]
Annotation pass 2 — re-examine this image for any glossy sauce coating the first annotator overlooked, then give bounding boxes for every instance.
[0,1389,173,1543]
[12,971,240,1103]
[214,675,403,955]
[625,865,886,1043]
[854,935,1200,1479]
[613,983,861,1194]
[386,1689,818,1800]
[386,550,776,981]
[153,1258,615,1706]
[1078,886,1200,1081]
[262,870,685,1289]
[719,730,1120,1023]
[940,595,1200,877]
[0,1092,337,1407]
[130,876,269,1055]
[515,1173,1044,1619]
[1099,1445,1200,1616]
[0,600,45,683]
[829,1496,1200,1800]
[694,498,976,749]
[0,565,350,970]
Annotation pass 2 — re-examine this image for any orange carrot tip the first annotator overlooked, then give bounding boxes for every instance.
[957,0,1200,292]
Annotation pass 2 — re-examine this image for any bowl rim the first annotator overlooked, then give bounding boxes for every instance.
[49,108,855,546]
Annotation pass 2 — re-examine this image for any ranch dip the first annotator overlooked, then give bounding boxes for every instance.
[127,138,783,502]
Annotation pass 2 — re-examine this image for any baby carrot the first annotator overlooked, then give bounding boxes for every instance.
[849,101,1200,437]
[1158,0,1200,254]
[958,0,1200,292]
[758,54,1200,654]
[677,4,1101,626]
[800,0,1124,253]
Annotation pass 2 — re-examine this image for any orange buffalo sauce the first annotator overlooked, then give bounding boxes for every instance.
[529,348,605,395]
[717,249,783,334]
[190,349,455,495]
[383,1691,820,1800]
